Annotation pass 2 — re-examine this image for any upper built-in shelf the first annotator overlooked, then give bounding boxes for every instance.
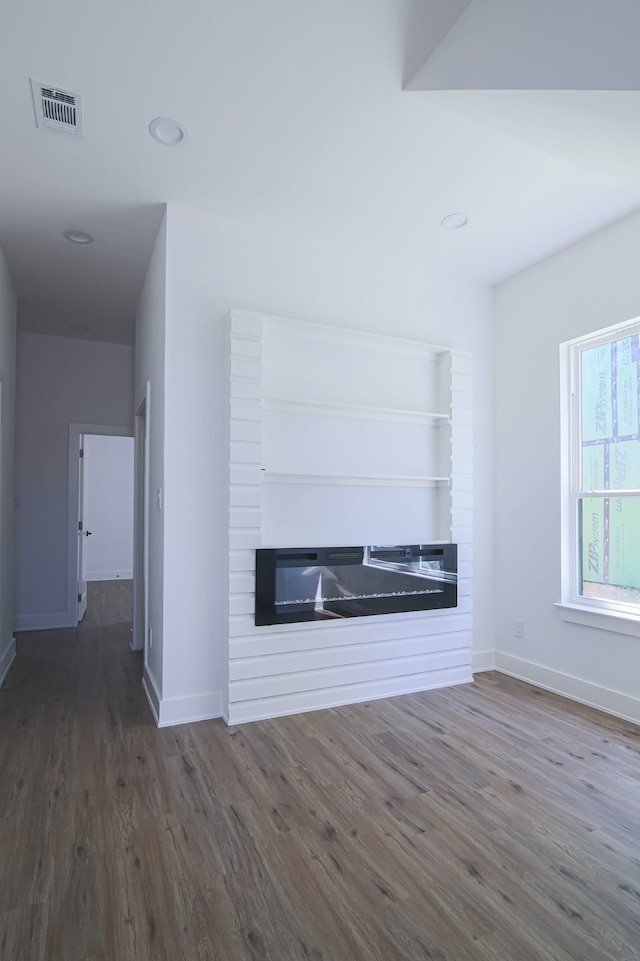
[262,471,450,488]
[262,314,453,358]
[263,397,450,426]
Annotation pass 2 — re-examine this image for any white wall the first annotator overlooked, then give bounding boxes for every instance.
[494,207,640,724]
[152,203,494,725]
[0,245,17,686]
[83,434,134,581]
[14,332,134,631]
[134,211,166,712]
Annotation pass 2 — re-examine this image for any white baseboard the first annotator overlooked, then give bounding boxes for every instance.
[157,689,223,728]
[472,650,496,673]
[0,637,16,687]
[495,652,640,727]
[142,664,223,728]
[13,612,72,633]
[86,571,133,582]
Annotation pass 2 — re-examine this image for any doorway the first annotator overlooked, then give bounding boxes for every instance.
[67,423,134,629]
[82,433,135,623]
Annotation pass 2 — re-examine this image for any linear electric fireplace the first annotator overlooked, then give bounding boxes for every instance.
[255,544,457,626]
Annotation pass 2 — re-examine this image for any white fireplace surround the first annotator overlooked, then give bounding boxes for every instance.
[225,310,473,724]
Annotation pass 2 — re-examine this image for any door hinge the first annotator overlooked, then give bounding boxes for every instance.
[77,593,82,603]
[79,448,84,458]
[78,520,83,531]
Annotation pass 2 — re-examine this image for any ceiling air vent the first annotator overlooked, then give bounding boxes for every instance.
[30,79,83,137]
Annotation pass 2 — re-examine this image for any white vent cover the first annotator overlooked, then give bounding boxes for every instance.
[30,79,83,137]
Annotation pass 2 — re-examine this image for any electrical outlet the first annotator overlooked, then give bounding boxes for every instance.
[514,620,524,638]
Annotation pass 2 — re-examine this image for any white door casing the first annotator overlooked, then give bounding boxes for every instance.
[76,435,89,622]
[132,384,150,655]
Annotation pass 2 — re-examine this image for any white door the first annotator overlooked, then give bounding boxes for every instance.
[76,435,91,622]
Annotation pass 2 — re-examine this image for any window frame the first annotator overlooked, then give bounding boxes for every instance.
[559,316,640,630]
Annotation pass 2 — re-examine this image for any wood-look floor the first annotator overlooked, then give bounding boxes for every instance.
[81,578,133,628]
[1,620,639,960]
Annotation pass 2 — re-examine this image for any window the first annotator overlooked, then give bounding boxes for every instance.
[561,318,640,620]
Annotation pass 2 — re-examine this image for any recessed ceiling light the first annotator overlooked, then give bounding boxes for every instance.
[440,212,469,231]
[70,323,90,332]
[149,117,188,147]
[63,228,94,244]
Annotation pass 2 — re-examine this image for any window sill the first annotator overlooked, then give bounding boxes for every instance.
[554,602,640,637]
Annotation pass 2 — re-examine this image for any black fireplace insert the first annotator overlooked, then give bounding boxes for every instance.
[255,544,457,626]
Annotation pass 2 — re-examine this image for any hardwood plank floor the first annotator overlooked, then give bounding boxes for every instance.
[1,622,639,961]
[82,579,133,628]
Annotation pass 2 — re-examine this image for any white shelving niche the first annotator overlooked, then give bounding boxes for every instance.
[261,314,458,545]
[226,310,473,724]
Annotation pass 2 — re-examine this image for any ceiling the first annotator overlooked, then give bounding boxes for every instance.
[2,0,640,346]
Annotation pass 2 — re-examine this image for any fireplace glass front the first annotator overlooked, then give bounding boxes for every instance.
[255,544,457,626]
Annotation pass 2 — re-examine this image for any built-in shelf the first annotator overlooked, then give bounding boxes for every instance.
[261,471,450,488]
[263,397,450,426]
[262,313,451,357]
[226,309,474,725]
